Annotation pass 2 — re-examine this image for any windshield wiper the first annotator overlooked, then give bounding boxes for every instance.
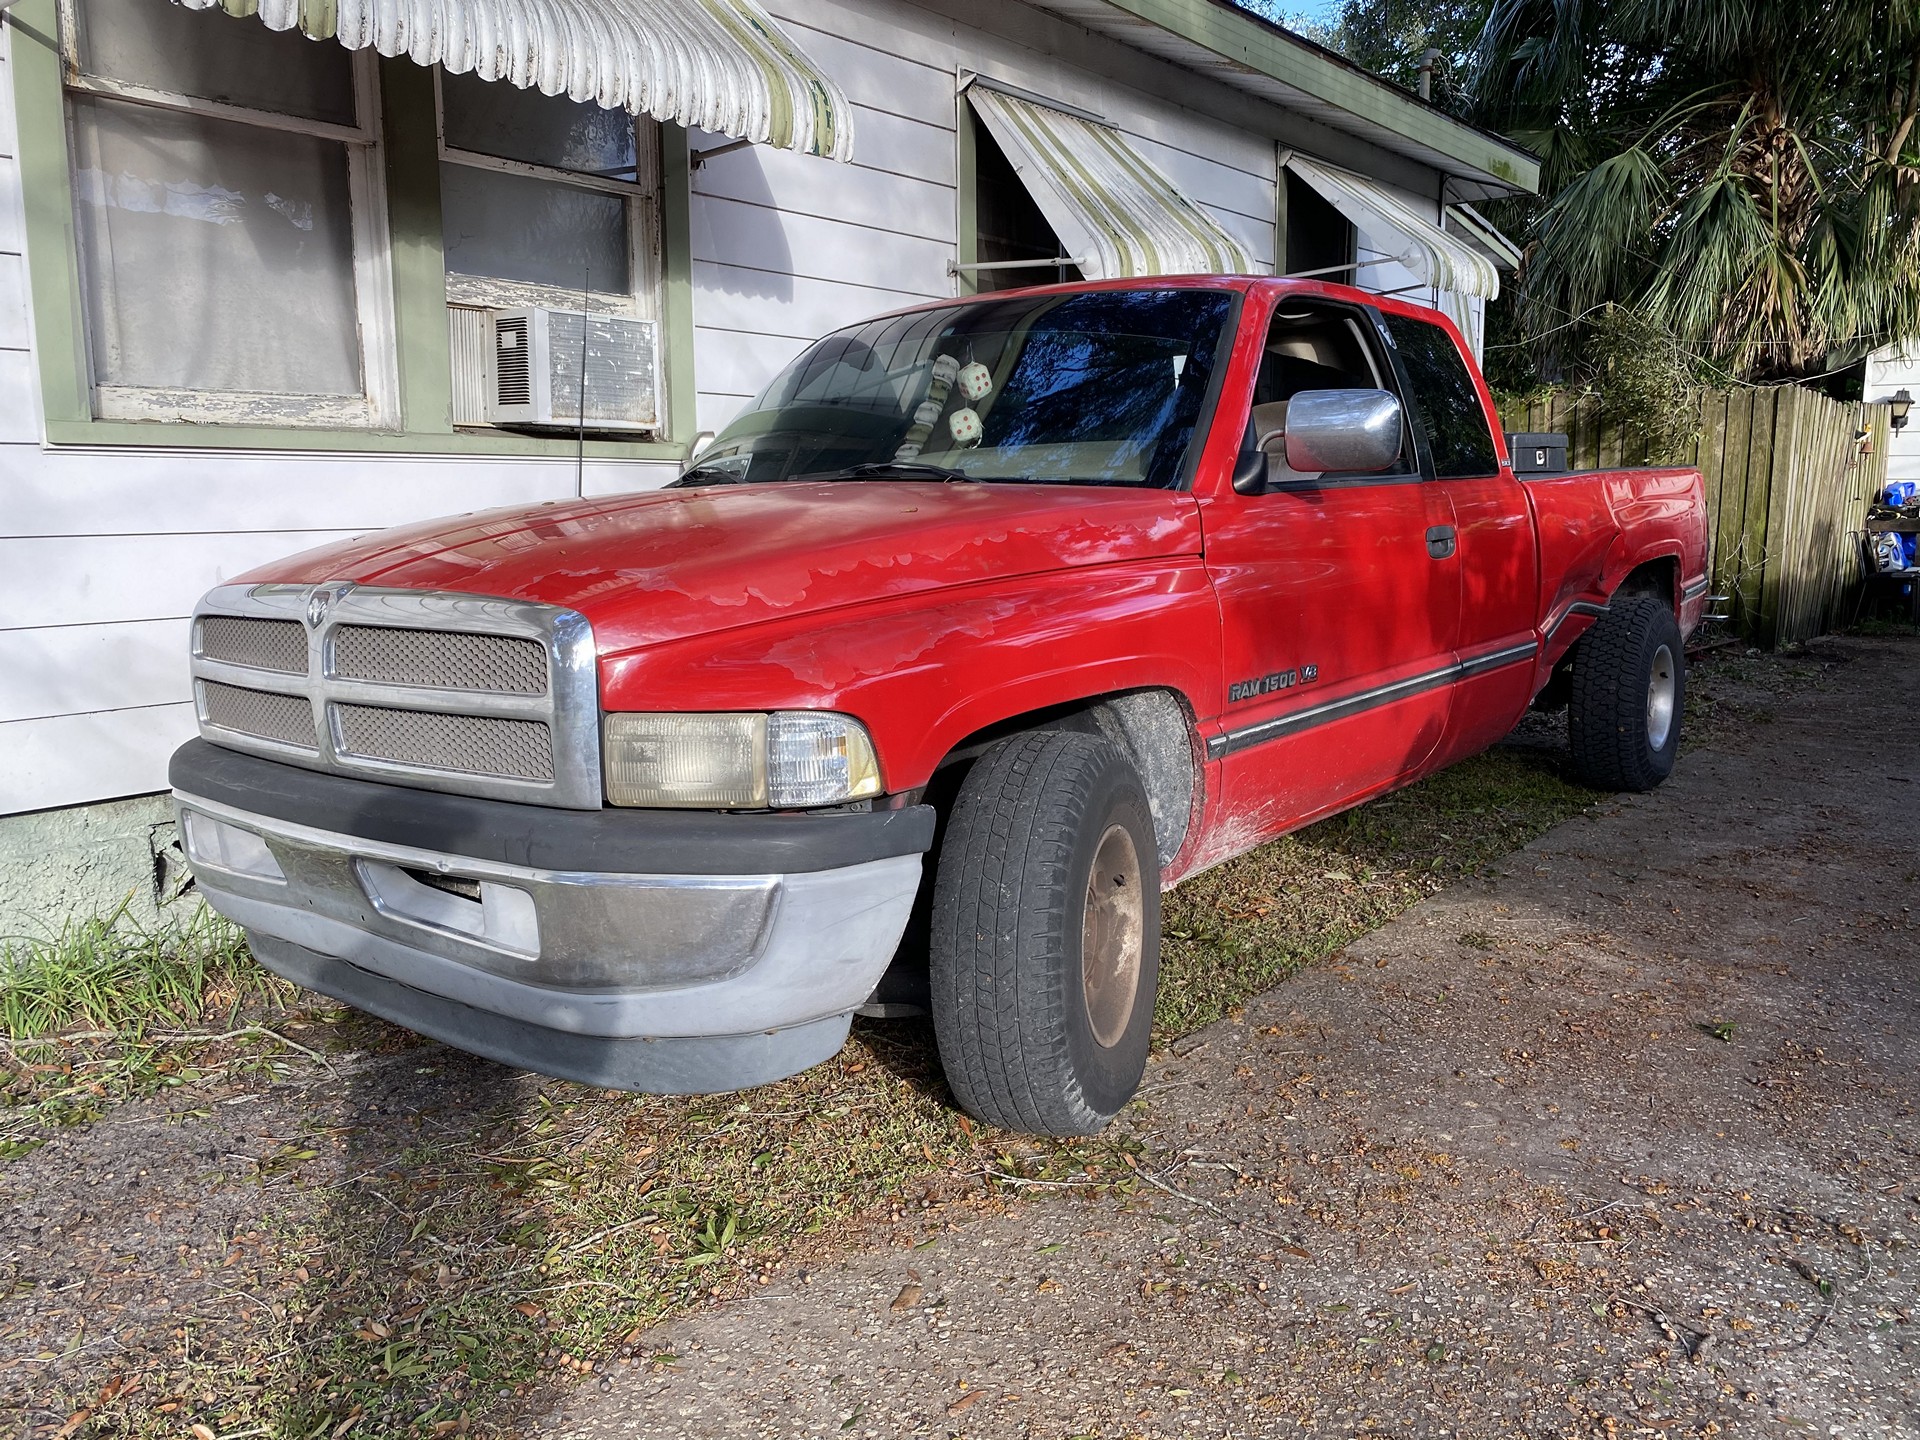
[797,461,975,483]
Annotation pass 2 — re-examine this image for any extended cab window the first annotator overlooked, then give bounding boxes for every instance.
[679,289,1234,489]
[1381,313,1498,479]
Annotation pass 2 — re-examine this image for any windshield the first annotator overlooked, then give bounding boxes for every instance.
[676,288,1236,490]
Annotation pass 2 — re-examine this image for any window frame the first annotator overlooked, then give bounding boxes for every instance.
[1373,306,1499,482]
[433,72,663,320]
[55,0,400,428]
[1247,297,1424,491]
[9,0,698,456]
[433,70,665,431]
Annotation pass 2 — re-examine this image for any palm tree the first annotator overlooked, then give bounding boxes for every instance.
[1467,0,1920,383]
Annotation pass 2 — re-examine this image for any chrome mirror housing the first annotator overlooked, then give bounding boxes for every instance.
[1283,389,1404,474]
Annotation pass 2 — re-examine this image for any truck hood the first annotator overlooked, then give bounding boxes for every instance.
[238,481,1204,654]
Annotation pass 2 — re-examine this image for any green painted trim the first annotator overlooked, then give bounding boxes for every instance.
[378,57,455,435]
[657,126,697,445]
[954,98,978,297]
[7,21,691,462]
[9,0,92,427]
[1098,0,1538,194]
[40,417,688,458]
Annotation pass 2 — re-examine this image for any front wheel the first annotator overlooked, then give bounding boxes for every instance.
[929,730,1161,1135]
[1567,594,1685,792]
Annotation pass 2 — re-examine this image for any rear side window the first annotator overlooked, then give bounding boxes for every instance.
[1382,313,1497,479]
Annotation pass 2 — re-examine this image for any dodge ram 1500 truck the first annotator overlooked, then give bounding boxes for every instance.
[172,277,1708,1135]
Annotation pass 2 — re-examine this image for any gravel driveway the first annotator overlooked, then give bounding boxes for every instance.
[556,636,1920,1439]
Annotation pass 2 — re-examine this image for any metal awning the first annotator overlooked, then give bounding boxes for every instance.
[966,81,1257,280]
[1285,154,1499,299]
[1445,202,1523,272]
[174,0,855,161]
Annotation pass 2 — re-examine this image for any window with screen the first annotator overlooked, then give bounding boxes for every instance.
[1381,312,1497,478]
[61,0,393,426]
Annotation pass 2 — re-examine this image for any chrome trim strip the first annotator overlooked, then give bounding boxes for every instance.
[1681,576,1709,601]
[175,791,779,895]
[1207,641,1537,760]
[190,583,603,808]
[1544,599,1610,641]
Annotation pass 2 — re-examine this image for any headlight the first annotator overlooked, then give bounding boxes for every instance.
[602,712,884,809]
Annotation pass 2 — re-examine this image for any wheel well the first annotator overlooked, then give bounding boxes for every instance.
[1614,557,1678,610]
[931,689,1200,865]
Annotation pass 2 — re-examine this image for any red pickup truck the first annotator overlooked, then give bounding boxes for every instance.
[173,277,1708,1135]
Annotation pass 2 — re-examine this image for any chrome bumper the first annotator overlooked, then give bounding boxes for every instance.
[174,791,924,1089]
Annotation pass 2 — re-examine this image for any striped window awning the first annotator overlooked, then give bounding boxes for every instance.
[173,0,855,160]
[1285,155,1499,300]
[967,82,1256,280]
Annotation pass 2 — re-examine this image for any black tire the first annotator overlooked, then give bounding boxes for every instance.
[1567,594,1685,792]
[929,730,1161,1135]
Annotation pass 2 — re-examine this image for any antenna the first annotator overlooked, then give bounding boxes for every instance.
[576,262,590,496]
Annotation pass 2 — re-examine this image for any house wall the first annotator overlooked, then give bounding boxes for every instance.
[1865,345,1920,489]
[688,0,1289,434]
[0,0,1456,929]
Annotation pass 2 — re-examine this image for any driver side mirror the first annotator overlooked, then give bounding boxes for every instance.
[1283,389,1403,474]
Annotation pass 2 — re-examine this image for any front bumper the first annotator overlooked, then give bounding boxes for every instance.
[170,740,935,1092]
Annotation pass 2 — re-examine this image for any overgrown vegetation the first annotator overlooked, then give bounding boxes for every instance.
[1270,0,1920,389]
[5,738,1599,1440]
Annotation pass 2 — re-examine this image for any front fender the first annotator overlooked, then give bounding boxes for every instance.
[597,562,1224,792]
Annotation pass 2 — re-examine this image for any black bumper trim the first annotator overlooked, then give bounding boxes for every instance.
[171,738,935,876]
[250,934,850,1093]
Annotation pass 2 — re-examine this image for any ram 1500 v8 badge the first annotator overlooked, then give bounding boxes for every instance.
[172,277,1709,1136]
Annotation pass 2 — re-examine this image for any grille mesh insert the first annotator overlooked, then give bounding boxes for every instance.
[200,681,316,749]
[333,704,554,781]
[198,616,306,674]
[332,626,548,694]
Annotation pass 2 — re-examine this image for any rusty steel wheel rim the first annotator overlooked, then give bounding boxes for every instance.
[1081,823,1145,1049]
[1647,643,1677,751]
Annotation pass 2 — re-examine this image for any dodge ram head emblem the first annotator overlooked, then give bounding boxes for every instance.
[305,582,352,629]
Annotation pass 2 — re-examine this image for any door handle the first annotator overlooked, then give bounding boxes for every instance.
[1426,525,1457,560]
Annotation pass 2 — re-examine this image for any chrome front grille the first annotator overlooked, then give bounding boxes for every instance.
[335,704,555,781]
[332,625,548,694]
[198,615,306,674]
[199,680,318,750]
[188,584,601,808]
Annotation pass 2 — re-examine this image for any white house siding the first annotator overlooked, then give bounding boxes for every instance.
[1866,345,1920,490]
[0,19,680,820]
[686,0,1282,433]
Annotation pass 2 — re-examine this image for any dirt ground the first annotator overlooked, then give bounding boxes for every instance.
[552,636,1920,1438]
[6,636,1918,1438]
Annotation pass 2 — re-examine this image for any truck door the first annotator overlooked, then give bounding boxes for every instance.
[1378,311,1539,764]
[1200,300,1461,837]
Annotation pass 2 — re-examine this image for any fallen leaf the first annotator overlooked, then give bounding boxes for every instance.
[947,1391,986,1416]
[190,1426,216,1440]
[52,1410,92,1440]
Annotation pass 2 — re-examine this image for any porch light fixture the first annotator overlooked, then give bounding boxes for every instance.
[1891,388,1913,432]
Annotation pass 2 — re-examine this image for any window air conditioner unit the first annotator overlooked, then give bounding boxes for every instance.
[484,307,660,433]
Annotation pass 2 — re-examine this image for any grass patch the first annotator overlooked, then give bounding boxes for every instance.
[11,733,1604,1440]
[1,903,302,1155]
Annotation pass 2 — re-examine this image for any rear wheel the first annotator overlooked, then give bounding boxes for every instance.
[929,730,1160,1135]
[1567,594,1685,792]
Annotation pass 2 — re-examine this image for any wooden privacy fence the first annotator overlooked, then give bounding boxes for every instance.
[1498,387,1892,648]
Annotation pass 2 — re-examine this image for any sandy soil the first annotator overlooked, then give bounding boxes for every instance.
[554,637,1920,1438]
